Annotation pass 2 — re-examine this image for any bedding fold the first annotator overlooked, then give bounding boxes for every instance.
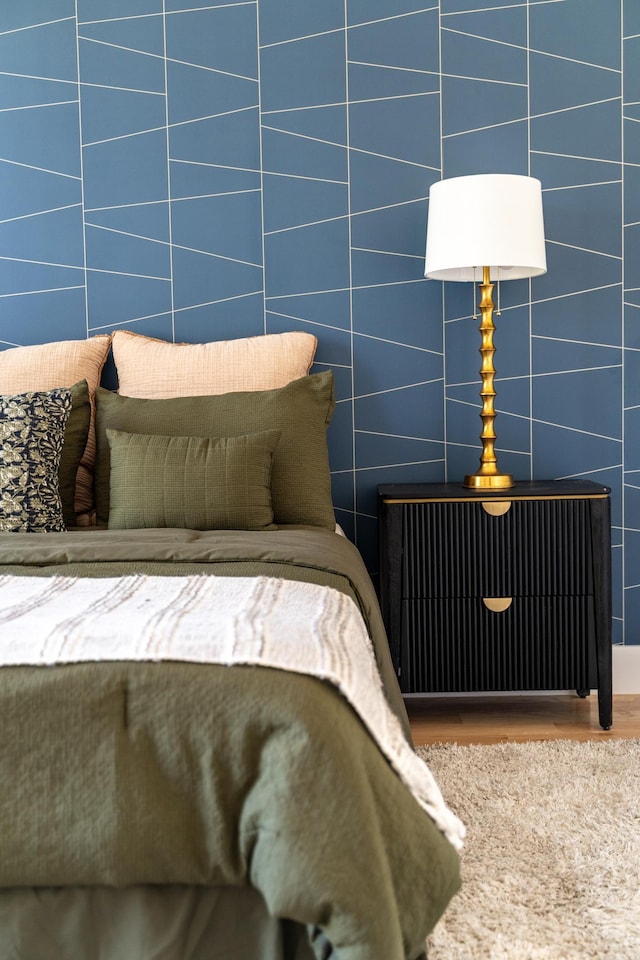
[0,526,406,734]
[0,571,464,850]
[0,528,461,960]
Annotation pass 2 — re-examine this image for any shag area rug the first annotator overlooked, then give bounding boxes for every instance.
[419,739,640,960]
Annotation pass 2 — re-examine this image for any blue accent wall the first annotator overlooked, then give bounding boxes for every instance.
[0,1,638,645]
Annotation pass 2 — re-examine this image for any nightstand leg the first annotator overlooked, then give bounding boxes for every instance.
[591,497,612,730]
[597,647,613,730]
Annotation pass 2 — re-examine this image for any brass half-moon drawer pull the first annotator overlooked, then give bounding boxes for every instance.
[481,501,511,516]
[483,597,513,613]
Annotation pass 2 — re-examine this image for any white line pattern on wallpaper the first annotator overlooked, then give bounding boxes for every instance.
[268,310,440,355]
[80,35,261,86]
[530,96,621,121]
[0,157,80,179]
[533,334,623,349]
[0,6,637,618]
[442,72,527,88]
[79,82,165,96]
[0,100,80,113]
[0,203,83,224]
[443,117,527,139]
[88,292,265,332]
[0,16,74,36]
[532,149,621,163]
[348,7,438,30]
[442,27,528,52]
[341,91,440,106]
[0,256,84,270]
[348,59,439,76]
[0,286,85,299]
[547,239,621,260]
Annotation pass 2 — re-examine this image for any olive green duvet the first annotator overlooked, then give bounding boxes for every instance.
[0,527,461,960]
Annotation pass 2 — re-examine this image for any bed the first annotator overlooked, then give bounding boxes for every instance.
[0,331,463,960]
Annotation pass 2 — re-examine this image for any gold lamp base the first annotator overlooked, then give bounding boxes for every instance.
[463,471,513,490]
[464,265,514,490]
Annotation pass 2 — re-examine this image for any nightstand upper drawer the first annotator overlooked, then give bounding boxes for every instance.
[400,497,594,598]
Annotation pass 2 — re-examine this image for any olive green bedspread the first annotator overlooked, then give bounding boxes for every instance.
[0,527,460,960]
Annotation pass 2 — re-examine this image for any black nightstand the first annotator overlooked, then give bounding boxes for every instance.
[378,480,613,730]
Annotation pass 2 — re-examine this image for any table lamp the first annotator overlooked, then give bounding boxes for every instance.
[424,173,546,489]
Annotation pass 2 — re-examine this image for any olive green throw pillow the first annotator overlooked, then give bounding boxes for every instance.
[106,429,281,531]
[95,372,336,528]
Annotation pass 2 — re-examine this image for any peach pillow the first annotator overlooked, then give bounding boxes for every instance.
[0,335,112,521]
[111,330,317,399]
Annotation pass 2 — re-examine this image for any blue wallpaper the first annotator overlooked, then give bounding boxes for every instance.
[0,1,638,645]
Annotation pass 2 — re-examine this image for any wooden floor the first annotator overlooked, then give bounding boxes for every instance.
[407,693,640,746]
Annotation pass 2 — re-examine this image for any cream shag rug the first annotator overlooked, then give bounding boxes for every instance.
[419,739,640,960]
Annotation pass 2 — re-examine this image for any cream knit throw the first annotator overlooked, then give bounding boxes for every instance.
[0,572,465,850]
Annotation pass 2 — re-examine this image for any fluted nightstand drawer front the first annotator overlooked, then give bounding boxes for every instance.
[378,480,612,728]
[400,596,597,694]
[401,498,593,599]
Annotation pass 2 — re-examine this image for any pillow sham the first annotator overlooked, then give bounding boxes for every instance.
[0,335,113,520]
[95,371,336,529]
[0,386,72,533]
[111,329,317,399]
[106,428,280,531]
[58,380,91,528]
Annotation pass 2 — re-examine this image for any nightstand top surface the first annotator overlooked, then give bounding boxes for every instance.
[377,479,610,502]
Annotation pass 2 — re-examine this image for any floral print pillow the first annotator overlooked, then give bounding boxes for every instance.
[0,387,72,532]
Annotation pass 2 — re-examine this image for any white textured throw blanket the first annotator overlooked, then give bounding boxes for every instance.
[0,573,465,850]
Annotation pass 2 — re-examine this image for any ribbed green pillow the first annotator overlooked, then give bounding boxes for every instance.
[106,429,281,531]
[95,371,336,528]
[59,380,91,528]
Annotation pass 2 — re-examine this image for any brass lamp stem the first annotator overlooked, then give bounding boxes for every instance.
[464,265,513,489]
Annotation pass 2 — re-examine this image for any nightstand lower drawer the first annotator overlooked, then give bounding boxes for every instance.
[400,596,598,693]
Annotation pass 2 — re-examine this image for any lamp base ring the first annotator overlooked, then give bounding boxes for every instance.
[463,473,514,490]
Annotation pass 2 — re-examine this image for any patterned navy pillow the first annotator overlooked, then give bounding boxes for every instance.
[0,386,72,533]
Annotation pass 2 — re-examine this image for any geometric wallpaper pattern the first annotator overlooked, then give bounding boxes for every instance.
[0,1,638,645]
